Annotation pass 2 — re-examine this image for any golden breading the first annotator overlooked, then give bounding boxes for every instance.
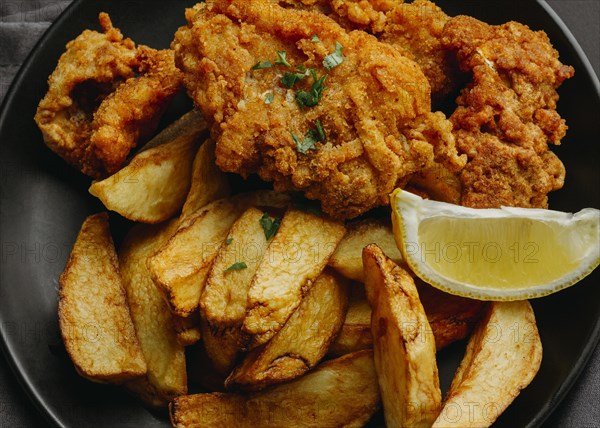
[442,16,574,208]
[173,0,464,219]
[35,13,182,178]
[89,46,183,176]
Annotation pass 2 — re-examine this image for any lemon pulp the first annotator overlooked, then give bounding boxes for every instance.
[417,217,590,288]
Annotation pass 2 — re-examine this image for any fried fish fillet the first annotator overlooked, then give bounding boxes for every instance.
[442,16,574,209]
[89,46,183,176]
[280,0,459,104]
[173,0,464,219]
[35,13,182,178]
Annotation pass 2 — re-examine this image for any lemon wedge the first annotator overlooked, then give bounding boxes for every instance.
[391,189,600,300]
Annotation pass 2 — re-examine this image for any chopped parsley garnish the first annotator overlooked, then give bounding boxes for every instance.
[311,34,321,42]
[259,213,281,241]
[264,92,274,104]
[292,120,326,154]
[224,262,247,273]
[274,51,292,68]
[252,60,273,70]
[323,41,344,70]
[304,120,326,146]
[281,70,309,88]
[295,69,326,108]
[225,237,233,245]
[291,130,313,154]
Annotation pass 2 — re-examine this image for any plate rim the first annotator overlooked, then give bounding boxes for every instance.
[0,1,598,427]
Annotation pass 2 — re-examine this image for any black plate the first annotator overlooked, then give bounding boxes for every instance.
[1,1,598,427]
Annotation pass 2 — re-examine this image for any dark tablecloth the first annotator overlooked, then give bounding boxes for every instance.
[1,0,598,426]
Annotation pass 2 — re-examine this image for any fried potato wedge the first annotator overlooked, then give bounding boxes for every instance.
[137,109,207,153]
[416,279,485,350]
[242,209,346,347]
[89,130,200,224]
[172,312,202,346]
[329,218,403,282]
[328,285,372,358]
[199,207,271,373]
[170,350,380,428]
[363,244,441,428]
[226,269,348,391]
[119,220,187,405]
[148,191,290,316]
[329,281,485,357]
[432,301,543,428]
[200,207,269,327]
[200,317,242,375]
[59,212,146,383]
[180,138,230,220]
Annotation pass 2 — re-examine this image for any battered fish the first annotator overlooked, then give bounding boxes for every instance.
[173,0,464,219]
[280,0,460,104]
[35,13,182,178]
[442,16,574,208]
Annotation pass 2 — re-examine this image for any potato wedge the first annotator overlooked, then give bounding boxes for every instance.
[416,279,485,351]
[199,207,272,373]
[363,244,441,428]
[172,312,202,346]
[328,285,372,358]
[137,109,207,153]
[89,131,200,224]
[148,191,290,316]
[329,281,485,357]
[170,350,379,428]
[59,213,146,383]
[432,301,543,428]
[226,269,348,391]
[200,207,269,327]
[329,218,403,282]
[242,209,346,347]
[180,138,230,220]
[119,220,187,405]
[200,317,242,375]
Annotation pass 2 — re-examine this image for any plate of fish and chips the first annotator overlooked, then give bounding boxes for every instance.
[0,1,599,427]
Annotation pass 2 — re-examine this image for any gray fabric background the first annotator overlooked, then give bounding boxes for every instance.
[1,0,598,426]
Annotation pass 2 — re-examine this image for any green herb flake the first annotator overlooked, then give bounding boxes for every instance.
[292,121,325,155]
[224,262,247,273]
[252,60,273,70]
[323,41,344,70]
[295,71,326,108]
[281,69,310,88]
[305,120,325,142]
[295,134,316,154]
[259,213,281,241]
[274,51,292,68]
[264,92,275,104]
[311,34,321,42]
[225,238,233,245]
